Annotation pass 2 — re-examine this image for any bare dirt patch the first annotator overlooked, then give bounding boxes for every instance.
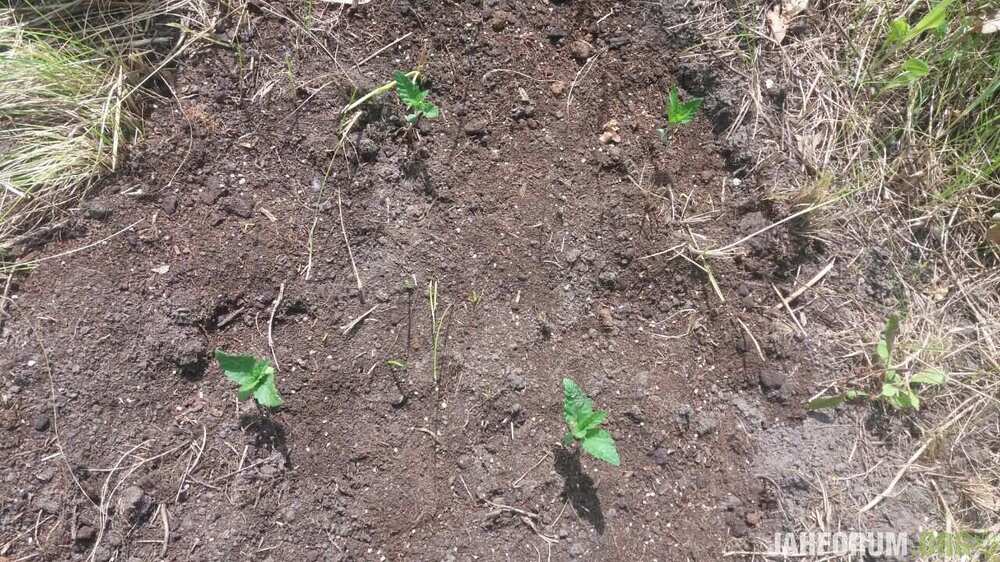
[0,1,886,560]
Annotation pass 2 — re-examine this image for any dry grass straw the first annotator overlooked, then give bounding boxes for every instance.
[695,0,999,529]
[0,1,217,266]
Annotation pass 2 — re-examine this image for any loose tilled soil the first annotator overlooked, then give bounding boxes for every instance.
[0,1,925,561]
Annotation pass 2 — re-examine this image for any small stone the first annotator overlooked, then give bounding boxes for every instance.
[32,413,50,432]
[280,506,297,522]
[568,40,593,61]
[565,248,581,264]
[746,511,762,526]
[457,454,474,469]
[598,307,614,331]
[464,119,488,137]
[649,447,669,466]
[759,371,786,391]
[549,81,567,97]
[389,390,406,408]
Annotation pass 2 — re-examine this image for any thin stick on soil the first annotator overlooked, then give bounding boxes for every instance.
[512,453,550,488]
[770,259,835,310]
[337,186,364,301]
[32,324,95,507]
[267,282,285,370]
[340,304,378,335]
[356,32,413,68]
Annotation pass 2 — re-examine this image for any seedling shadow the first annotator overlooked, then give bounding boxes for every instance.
[553,447,605,534]
[239,412,292,469]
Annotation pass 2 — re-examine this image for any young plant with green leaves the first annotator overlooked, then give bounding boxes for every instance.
[562,378,620,466]
[657,86,702,142]
[807,315,946,411]
[215,350,283,408]
[393,71,439,124]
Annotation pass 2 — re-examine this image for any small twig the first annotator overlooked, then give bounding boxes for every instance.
[341,304,379,335]
[337,186,364,301]
[735,317,766,362]
[770,259,836,310]
[410,426,441,446]
[32,324,95,507]
[512,453,550,488]
[159,504,170,558]
[267,283,285,370]
[772,283,807,337]
[356,32,413,67]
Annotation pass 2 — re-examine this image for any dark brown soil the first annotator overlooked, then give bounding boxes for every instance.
[2,1,839,560]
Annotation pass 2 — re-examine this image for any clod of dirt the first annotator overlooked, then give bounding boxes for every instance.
[31,413,50,432]
[564,248,580,263]
[549,80,567,97]
[693,413,718,436]
[463,119,488,137]
[598,269,617,289]
[225,197,254,219]
[35,466,55,482]
[389,390,406,408]
[624,405,643,424]
[83,201,113,221]
[597,307,614,331]
[199,187,227,205]
[720,494,742,511]
[759,371,786,392]
[118,486,151,524]
[160,195,178,215]
[650,446,670,466]
[171,332,208,371]
[745,511,762,526]
[76,525,97,543]
[506,369,527,391]
[489,10,512,32]
[673,404,693,428]
[568,40,593,62]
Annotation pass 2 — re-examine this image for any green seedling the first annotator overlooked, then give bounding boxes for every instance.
[658,86,702,142]
[393,71,439,124]
[386,359,407,369]
[884,58,931,91]
[884,0,952,48]
[215,350,283,408]
[807,315,946,411]
[562,378,620,466]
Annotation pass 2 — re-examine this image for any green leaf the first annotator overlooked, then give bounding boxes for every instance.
[581,429,620,466]
[910,0,952,37]
[885,58,930,90]
[253,372,283,408]
[806,394,849,410]
[394,71,438,121]
[885,369,901,384]
[665,86,701,126]
[881,382,900,398]
[577,410,608,433]
[876,314,900,367]
[563,378,594,427]
[911,369,946,386]
[214,350,258,384]
[889,389,919,410]
[885,18,911,46]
